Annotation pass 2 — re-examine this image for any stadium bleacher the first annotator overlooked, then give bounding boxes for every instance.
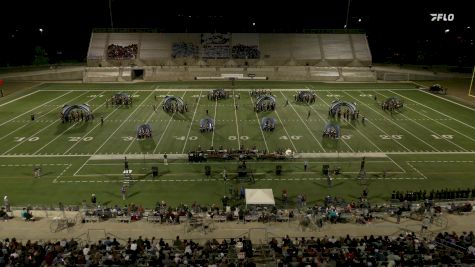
[85,31,374,82]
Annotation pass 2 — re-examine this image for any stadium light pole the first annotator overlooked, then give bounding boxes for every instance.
[109,0,114,29]
[345,0,351,29]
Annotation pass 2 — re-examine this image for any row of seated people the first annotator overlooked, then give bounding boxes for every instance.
[0,207,34,221]
[0,234,257,266]
[392,188,475,202]
[1,231,474,266]
[107,44,138,60]
[84,203,144,221]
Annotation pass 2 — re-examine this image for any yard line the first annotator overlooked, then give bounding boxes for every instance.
[411,81,475,112]
[275,91,326,152]
[153,91,187,154]
[406,162,428,179]
[351,90,440,151]
[1,91,91,155]
[340,91,411,152]
[0,90,40,107]
[233,89,242,149]
[63,106,120,154]
[32,91,108,155]
[375,91,470,151]
[0,91,82,142]
[312,90,381,152]
[124,87,167,154]
[181,91,201,153]
[92,90,155,155]
[273,109,298,152]
[64,87,144,154]
[303,88,355,152]
[390,90,475,132]
[0,91,73,128]
[281,91,326,152]
[248,92,269,152]
[211,98,218,147]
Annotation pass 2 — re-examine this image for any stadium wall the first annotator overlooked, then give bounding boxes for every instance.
[87,32,372,68]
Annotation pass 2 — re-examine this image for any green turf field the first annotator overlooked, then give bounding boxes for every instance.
[1,81,474,207]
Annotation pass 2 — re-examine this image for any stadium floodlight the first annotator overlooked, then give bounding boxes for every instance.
[444,29,450,33]
[39,28,43,33]
[252,22,256,26]
[358,18,362,22]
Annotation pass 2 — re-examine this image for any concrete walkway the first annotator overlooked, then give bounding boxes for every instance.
[1,210,473,244]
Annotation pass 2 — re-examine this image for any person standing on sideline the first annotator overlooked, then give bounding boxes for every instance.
[163,153,168,165]
[121,185,127,200]
[91,194,97,205]
[124,157,129,170]
[3,195,10,212]
[307,110,311,119]
[31,114,35,121]
[304,160,308,172]
[100,116,104,126]
[206,109,209,115]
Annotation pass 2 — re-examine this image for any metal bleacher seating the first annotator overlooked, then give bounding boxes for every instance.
[84,215,100,223]
[116,215,131,223]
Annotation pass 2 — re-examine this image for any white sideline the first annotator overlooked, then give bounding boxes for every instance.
[0,83,43,107]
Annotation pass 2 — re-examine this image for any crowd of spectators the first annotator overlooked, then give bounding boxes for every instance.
[269,231,475,266]
[231,45,260,59]
[1,231,474,266]
[107,44,138,60]
[392,188,475,202]
[202,46,230,59]
[171,42,199,58]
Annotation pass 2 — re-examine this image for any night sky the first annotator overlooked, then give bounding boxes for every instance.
[0,0,472,67]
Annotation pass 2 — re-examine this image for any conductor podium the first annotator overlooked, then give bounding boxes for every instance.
[237,160,247,177]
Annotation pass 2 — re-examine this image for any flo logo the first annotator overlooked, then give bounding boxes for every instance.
[430,13,454,21]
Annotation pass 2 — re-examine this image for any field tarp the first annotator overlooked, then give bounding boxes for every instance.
[245,189,275,205]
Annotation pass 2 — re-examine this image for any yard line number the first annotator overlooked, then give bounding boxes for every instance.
[68,137,93,142]
[14,137,39,142]
[379,135,403,140]
[279,136,302,140]
[431,134,453,139]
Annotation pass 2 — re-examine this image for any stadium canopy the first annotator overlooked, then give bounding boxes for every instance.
[245,189,275,206]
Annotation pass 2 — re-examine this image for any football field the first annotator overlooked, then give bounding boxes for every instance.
[1,81,475,207]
